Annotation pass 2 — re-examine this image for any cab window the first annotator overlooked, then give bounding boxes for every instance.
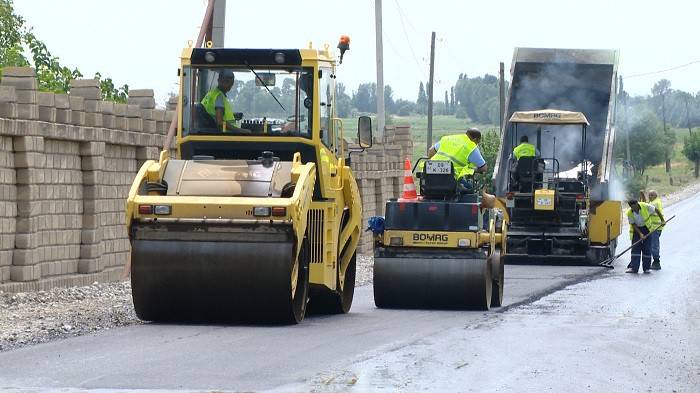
[181,65,313,138]
[319,68,333,149]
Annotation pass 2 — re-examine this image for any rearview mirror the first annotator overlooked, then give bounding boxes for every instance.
[358,116,373,149]
[255,73,276,86]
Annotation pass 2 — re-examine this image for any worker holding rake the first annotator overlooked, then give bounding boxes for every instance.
[625,199,666,274]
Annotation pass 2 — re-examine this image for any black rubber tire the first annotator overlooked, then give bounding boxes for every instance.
[309,252,356,314]
[284,238,310,324]
[480,259,493,311]
[489,250,504,308]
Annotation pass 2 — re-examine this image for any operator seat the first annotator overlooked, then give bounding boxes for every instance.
[418,162,457,200]
[194,103,218,131]
[511,157,545,192]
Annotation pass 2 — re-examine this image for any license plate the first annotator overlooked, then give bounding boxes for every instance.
[536,197,552,206]
[425,161,451,174]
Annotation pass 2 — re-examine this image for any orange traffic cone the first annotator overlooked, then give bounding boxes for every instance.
[398,158,418,201]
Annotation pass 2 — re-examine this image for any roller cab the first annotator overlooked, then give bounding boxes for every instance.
[126,44,372,323]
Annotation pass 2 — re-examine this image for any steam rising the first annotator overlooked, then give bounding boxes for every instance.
[495,49,617,201]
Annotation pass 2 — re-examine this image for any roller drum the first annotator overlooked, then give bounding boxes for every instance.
[373,248,492,310]
[130,223,306,323]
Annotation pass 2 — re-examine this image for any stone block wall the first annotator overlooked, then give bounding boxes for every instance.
[350,125,413,254]
[0,67,172,292]
[0,66,414,292]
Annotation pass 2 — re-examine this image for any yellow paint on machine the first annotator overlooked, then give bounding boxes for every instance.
[589,200,622,244]
[533,189,555,211]
[383,230,480,249]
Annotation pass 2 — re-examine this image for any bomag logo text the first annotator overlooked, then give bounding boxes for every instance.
[413,233,449,242]
[533,113,561,120]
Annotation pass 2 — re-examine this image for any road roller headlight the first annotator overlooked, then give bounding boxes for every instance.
[253,207,271,217]
[154,205,171,215]
[271,207,287,217]
[458,238,471,247]
[390,236,403,246]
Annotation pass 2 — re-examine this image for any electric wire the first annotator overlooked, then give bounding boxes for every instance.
[626,59,700,78]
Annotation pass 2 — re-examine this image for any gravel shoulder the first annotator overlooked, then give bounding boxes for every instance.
[0,281,139,352]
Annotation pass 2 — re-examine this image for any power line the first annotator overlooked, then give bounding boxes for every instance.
[392,0,427,80]
[626,59,700,78]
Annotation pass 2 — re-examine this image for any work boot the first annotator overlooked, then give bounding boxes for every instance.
[651,260,661,270]
[625,268,637,274]
[643,269,652,274]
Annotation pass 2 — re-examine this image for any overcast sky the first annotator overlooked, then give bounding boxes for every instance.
[14,0,700,107]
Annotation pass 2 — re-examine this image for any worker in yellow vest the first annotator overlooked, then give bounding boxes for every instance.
[626,199,666,274]
[512,135,539,160]
[201,69,249,133]
[647,190,664,270]
[427,128,488,183]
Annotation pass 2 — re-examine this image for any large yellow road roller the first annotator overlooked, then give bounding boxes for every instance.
[125,43,371,323]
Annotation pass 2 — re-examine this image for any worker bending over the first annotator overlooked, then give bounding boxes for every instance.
[428,128,488,188]
[626,199,666,274]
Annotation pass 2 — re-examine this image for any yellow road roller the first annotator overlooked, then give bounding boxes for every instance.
[125,42,371,323]
[372,160,508,310]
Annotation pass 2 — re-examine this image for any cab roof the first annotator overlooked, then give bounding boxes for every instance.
[184,47,335,67]
[509,109,589,125]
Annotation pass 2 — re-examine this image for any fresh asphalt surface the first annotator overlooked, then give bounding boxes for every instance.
[0,195,698,392]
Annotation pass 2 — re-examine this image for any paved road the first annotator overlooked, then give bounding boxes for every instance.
[294,193,700,392]
[0,195,697,392]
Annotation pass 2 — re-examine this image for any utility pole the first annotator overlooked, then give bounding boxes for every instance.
[499,62,505,134]
[204,0,225,46]
[685,95,693,135]
[426,31,436,154]
[375,0,385,140]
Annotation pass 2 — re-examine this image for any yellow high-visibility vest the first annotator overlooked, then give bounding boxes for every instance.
[648,198,664,232]
[431,134,478,179]
[201,88,235,124]
[627,202,655,238]
[513,142,536,160]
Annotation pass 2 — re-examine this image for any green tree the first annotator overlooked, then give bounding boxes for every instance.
[416,82,427,115]
[454,74,499,123]
[352,83,375,113]
[682,131,700,178]
[444,90,449,114]
[652,79,672,172]
[0,0,28,68]
[394,99,415,116]
[94,72,128,103]
[471,129,501,188]
[335,82,352,118]
[627,110,666,175]
[384,85,395,114]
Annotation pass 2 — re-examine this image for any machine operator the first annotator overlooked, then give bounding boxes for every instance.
[512,135,539,160]
[428,128,488,186]
[201,69,250,133]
